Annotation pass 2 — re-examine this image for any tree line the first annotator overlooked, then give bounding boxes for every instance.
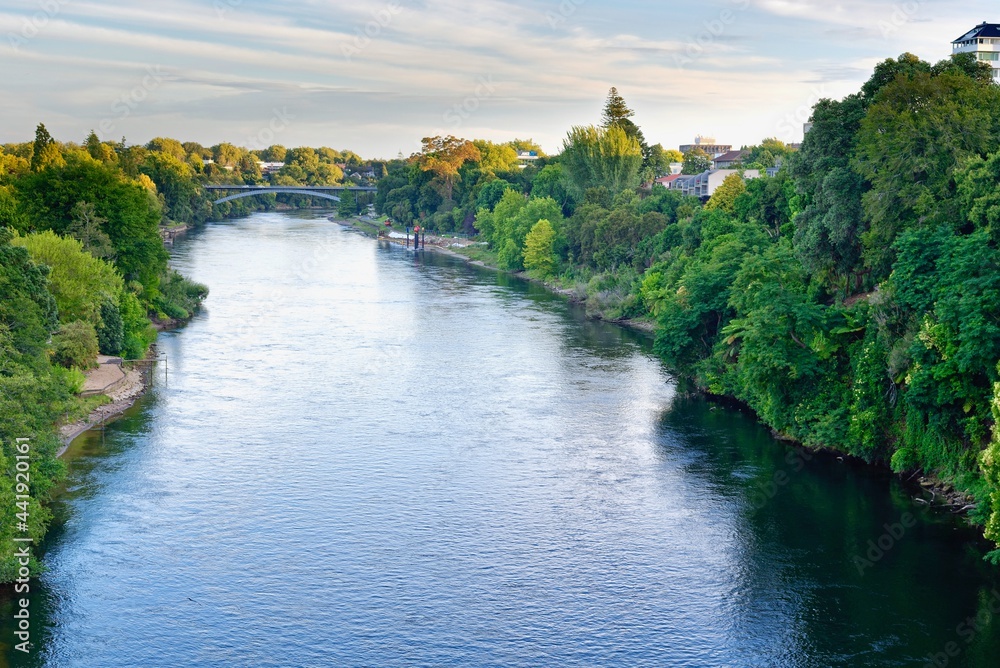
[379,53,1000,559]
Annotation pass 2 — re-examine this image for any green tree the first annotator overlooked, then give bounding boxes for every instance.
[146,137,187,161]
[15,151,168,299]
[476,179,515,212]
[66,202,115,259]
[791,94,868,293]
[51,320,99,369]
[11,230,124,329]
[523,219,557,276]
[602,87,635,127]
[705,174,746,213]
[681,148,711,175]
[30,123,64,172]
[560,125,643,198]
[854,70,1000,278]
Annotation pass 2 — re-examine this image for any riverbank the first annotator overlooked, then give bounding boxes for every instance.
[366,224,658,334]
[370,225,978,520]
[57,358,152,457]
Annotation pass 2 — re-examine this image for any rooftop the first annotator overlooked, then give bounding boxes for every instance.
[953,22,1000,43]
[713,150,747,163]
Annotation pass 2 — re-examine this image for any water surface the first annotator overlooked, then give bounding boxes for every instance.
[4,211,1000,667]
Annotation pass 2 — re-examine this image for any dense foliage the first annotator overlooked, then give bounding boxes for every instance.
[397,64,1000,557]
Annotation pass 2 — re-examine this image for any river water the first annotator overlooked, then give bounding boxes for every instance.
[5,211,1000,667]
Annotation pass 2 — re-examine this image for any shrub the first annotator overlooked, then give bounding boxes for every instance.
[97,298,124,355]
[51,320,98,369]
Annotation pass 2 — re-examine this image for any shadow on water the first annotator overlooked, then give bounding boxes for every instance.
[0,377,160,668]
[655,394,1000,666]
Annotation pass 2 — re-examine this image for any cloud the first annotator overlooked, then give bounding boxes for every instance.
[2,0,995,156]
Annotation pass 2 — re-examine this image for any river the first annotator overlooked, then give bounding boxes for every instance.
[5,210,1000,667]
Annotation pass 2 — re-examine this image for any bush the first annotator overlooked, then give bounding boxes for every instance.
[154,268,208,322]
[51,320,99,369]
[120,290,156,359]
[97,298,124,354]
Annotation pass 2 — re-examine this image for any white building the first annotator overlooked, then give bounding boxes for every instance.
[516,151,540,169]
[952,22,1000,81]
[666,169,761,199]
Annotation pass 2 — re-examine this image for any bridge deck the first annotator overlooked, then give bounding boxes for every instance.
[203,185,377,191]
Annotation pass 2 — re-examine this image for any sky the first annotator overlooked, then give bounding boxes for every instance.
[0,0,995,158]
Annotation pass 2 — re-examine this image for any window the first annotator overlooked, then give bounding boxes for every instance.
[979,52,1000,61]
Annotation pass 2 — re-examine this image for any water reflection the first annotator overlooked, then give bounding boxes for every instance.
[3,213,1000,667]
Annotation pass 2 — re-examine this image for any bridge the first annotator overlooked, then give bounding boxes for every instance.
[203,185,378,205]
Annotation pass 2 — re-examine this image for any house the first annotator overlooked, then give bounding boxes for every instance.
[712,150,748,170]
[257,161,285,175]
[516,151,540,169]
[679,135,732,159]
[654,174,681,188]
[667,169,761,199]
[666,174,698,196]
[952,22,1000,81]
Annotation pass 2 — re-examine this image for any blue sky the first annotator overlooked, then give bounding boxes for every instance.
[0,0,994,158]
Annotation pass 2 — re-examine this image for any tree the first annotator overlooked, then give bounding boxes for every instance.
[601,87,652,174]
[212,142,242,168]
[530,164,572,212]
[932,52,996,85]
[860,52,931,103]
[66,202,115,260]
[602,87,635,127]
[263,145,287,162]
[14,151,167,300]
[473,141,520,176]
[85,131,117,163]
[705,174,746,213]
[663,148,684,164]
[11,229,124,329]
[476,179,515,212]
[854,70,1000,278]
[30,123,64,172]
[791,94,868,293]
[51,320,99,369]
[146,137,187,161]
[415,136,481,202]
[523,219,557,276]
[681,148,711,175]
[957,150,1000,242]
[560,125,643,198]
[645,144,674,178]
